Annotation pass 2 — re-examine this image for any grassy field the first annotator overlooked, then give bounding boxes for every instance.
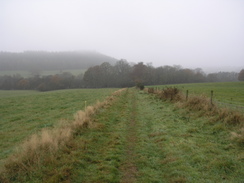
[1,88,242,182]
[0,84,243,182]
[0,69,86,77]
[0,88,117,165]
[152,82,244,108]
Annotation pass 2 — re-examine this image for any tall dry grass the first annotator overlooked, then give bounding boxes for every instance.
[231,127,244,146]
[147,87,183,101]
[0,88,127,182]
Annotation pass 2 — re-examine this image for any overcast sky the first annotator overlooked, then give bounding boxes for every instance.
[1,0,244,72]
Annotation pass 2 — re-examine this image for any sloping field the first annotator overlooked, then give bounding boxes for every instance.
[1,88,243,182]
[0,89,117,164]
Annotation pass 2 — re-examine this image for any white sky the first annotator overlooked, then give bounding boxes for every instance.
[0,0,244,72]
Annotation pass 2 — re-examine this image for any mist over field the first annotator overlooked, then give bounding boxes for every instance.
[1,1,244,181]
[1,0,244,73]
[0,51,118,71]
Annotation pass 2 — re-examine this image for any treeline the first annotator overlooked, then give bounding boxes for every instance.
[0,72,83,91]
[0,51,117,71]
[83,61,239,88]
[0,60,240,91]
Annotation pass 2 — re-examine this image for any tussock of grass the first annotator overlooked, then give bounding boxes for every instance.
[0,127,73,182]
[184,95,214,111]
[0,88,126,182]
[216,108,243,125]
[231,128,244,146]
[147,87,184,101]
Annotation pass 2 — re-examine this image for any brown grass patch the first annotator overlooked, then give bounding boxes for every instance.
[148,131,166,138]
[231,128,244,146]
[216,108,243,125]
[161,156,179,164]
[146,87,184,101]
[184,95,214,111]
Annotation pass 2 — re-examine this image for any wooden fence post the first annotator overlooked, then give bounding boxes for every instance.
[186,90,188,101]
[210,90,213,105]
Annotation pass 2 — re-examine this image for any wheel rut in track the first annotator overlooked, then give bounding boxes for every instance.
[120,89,138,183]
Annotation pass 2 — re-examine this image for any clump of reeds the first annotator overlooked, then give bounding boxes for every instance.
[0,88,127,182]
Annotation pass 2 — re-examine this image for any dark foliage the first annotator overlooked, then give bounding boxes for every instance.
[0,60,239,91]
[0,72,83,91]
[238,69,244,81]
[136,82,144,90]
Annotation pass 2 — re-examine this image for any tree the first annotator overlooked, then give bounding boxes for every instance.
[114,60,133,87]
[99,62,113,87]
[17,79,30,89]
[238,69,244,81]
[131,62,149,85]
[83,66,101,87]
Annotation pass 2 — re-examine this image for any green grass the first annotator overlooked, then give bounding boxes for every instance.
[135,92,243,182]
[0,88,117,165]
[17,88,241,182]
[1,88,243,182]
[152,82,244,108]
[0,69,86,77]
[0,90,40,98]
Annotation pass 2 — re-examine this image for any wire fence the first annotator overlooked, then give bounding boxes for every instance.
[149,87,244,112]
[185,90,244,112]
[214,101,244,112]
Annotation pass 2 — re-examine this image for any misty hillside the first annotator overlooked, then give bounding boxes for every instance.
[0,51,118,72]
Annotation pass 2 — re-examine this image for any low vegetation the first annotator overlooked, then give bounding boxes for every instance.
[0,82,243,182]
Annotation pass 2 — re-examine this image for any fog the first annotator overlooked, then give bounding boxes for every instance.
[1,0,244,72]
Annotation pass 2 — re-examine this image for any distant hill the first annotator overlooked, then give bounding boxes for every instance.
[0,51,118,72]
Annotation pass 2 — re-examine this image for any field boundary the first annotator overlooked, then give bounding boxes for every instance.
[150,86,244,111]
